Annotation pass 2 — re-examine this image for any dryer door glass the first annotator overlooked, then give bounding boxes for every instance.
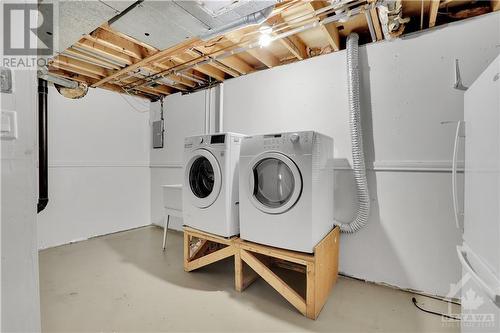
[253,158,295,208]
[189,156,214,198]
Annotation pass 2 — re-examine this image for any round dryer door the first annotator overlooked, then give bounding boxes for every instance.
[185,149,222,208]
[249,152,302,214]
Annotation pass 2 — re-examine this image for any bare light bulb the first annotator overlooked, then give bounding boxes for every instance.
[258,34,272,48]
[259,25,272,35]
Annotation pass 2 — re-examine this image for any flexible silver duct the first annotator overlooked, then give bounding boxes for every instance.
[335,33,370,233]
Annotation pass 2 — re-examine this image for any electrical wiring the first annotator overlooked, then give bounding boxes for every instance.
[411,297,461,321]
[119,87,150,113]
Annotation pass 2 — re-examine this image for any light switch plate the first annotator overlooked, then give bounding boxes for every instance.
[1,110,18,140]
[0,67,13,94]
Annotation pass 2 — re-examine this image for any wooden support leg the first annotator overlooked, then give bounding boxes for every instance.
[240,249,307,316]
[190,240,209,260]
[183,232,190,272]
[235,250,244,292]
[306,262,316,320]
[183,227,238,273]
[185,245,235,272]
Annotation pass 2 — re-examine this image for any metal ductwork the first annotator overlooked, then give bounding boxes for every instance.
[200,6,274,41]
[109,1,278,50]
[38,68,78,89]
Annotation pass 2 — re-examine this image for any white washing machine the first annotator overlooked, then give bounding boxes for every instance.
[183,132,246,237]
[239,131,334,253]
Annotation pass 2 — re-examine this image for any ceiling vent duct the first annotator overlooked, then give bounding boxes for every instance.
[109,0,278,50]
[38,68,78,89]
[198,5,274,41]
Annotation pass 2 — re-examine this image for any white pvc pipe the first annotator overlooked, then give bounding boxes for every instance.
[205,88,210,134]
[218,83,224,133]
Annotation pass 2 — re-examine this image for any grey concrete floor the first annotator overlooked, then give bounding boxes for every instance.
[39,226,460,332]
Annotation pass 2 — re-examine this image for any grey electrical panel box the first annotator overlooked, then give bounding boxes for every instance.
[152,120,164,149]
[0,67,13,93]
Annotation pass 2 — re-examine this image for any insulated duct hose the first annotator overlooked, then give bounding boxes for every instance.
[334,33,370,233]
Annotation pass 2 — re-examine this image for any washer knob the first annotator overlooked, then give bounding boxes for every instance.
[290,133,300,143]
[198,137,204,144]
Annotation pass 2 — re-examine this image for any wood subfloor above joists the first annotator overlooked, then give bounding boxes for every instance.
[48,0,499,100]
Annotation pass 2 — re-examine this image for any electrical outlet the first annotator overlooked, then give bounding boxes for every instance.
[1,110,18,140]
[0,67,13,94]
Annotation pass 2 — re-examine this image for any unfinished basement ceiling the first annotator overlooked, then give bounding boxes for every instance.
[110,0,278,50]
[47,0,500,100]
[40,0,136,53]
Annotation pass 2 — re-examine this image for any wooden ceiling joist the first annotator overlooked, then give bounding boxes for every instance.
[269,15,308,60]
[493,0,500,11]
[309,1,341,51]
[185,49,240,78]
[51,62,102,80]
[216,55,254,75]
[75,40,134,66]
[368,0,383,41]
[48,0,495,100]
[194,43,255,75]
[91,37,203,88]
[48,68,94,84]
[118,76,175,96]
[143,66,196,89]
[172,53,226,82]
[238,45,280,68]
[281,34,308,59]
[84,29,150,60]
[54,55,111,77]
[100,23,159,54]
[209,60,241,78]
[63,48,121,70]
[225,31,281,68]
[429,0,440,28]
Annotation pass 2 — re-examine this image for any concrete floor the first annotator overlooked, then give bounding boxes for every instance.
[39,226,460,332]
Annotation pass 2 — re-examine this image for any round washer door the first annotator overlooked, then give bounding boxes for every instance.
[248,152,302,214]
[185,149,222,208]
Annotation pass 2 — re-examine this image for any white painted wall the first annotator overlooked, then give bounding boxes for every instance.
[223,13,500,296]
[1,1,41,329]
[150,13,500,296]
[1,70,41,331]
[36,86,151,249]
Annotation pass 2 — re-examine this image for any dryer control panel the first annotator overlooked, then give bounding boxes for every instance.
[261,132,312,152]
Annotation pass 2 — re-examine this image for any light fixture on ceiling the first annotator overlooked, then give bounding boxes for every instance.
[258,24,273,48]
[258,25,272,35]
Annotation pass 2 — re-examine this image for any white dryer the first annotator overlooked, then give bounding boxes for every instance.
[239,131,334,253]
[183,132,246,237]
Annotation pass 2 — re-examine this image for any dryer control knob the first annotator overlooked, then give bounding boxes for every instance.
[290,133,300,143]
